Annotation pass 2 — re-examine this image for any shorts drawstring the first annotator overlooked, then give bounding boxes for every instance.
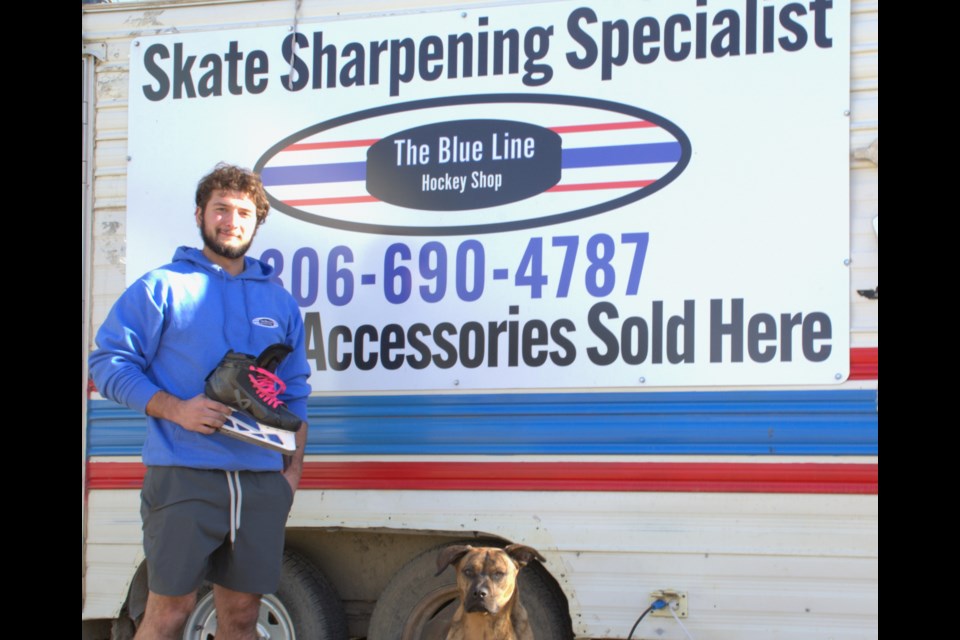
[224,471,243,545]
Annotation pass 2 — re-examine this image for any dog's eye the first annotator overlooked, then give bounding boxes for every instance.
[493,571,505,581]
[463,568,475,577]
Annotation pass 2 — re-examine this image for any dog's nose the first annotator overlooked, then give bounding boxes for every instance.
[473,587,488,599]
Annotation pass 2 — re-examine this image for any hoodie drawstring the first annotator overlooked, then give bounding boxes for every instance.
[225,471,243,545]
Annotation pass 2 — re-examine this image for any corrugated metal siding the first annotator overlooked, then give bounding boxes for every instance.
[289,489,878,639]
[88,389,879,456]
[83,489,144,619]
[87,26,130,334]
[83,487,878,637]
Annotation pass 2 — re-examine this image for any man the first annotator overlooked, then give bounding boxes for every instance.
[89,164,310,639]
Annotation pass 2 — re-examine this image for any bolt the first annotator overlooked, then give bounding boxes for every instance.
[835,373,842,380]
[843,258,851,266]
[453,379,460,386]
[639,377,646,384]
[134,40,140,47]
[843,109,850,116]
[461,11,467,17]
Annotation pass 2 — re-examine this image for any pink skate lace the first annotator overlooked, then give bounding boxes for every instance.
[247,366,287,408]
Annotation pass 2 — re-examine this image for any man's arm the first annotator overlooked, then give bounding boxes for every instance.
[276,293,312,495]
[92,277,231,436]
[145,390,233,435]
[89,280,166,414]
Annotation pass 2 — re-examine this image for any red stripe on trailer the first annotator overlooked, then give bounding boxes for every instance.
[850,347,878,380]
[87,461,145,489]
[88,461,878,494]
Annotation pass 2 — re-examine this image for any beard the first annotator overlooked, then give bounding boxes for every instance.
[200,215,256,259]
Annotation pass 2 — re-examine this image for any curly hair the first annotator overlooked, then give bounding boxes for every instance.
[195,163,271,226]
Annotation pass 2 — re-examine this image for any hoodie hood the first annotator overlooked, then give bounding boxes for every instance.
[172,245,274,281]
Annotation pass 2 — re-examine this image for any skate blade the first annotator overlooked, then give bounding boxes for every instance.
[220,413,297,454]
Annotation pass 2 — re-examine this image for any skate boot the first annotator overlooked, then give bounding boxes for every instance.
[204,344,302,453]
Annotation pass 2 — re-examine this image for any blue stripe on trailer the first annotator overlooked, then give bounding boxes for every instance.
[87,390,878,457]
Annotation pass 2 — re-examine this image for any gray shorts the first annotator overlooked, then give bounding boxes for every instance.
[140,466,294,596]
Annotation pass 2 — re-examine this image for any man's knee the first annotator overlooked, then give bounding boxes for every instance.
[136,591,197,638]
[213,585,262,634]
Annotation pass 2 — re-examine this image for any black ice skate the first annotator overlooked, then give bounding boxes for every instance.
[204,344,302,453]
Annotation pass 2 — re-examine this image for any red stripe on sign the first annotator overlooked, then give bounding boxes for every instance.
[284,195,379,206]
[285,139,379,151]
[87,462,878,494]
[550,121,657,134]
[548,180,656,192]
[278,121,656,152]
[850,347,878,380]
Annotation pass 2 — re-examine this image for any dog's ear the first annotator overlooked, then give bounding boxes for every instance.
[504,544,546,567]
[436,545,474,576]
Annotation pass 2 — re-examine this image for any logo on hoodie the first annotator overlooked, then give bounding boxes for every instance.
[252,317,279,328]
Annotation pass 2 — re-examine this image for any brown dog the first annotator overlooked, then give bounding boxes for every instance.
[435,544,546,640]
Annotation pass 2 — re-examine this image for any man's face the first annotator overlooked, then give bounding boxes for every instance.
[196,190,259,260]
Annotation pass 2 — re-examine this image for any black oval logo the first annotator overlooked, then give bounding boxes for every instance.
[255,94,691,236]
[366,120,561,211]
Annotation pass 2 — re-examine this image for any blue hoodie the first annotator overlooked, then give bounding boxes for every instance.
[89,246,311,471]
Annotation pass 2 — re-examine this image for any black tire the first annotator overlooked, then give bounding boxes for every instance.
[182,549,348,640]
[367,541,573,640]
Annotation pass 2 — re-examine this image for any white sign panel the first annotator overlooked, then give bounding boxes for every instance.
[127,0,850,391]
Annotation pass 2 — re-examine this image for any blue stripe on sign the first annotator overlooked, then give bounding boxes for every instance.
[261,162,367,186]
[259,142,682,188]
[561,142,683,169]
[87,390,878,457]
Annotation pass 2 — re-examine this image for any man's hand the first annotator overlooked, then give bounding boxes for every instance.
[146,391,232,435]
[281,421,308,498]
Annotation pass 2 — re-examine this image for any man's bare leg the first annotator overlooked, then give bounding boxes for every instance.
[211,584,262,640]
[134,590,198,640]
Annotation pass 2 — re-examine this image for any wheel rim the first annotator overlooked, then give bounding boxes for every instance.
[400,585,459,640]
[183,592,296,640]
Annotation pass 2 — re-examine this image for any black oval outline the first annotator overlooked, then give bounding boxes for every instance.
[255,93,691,236]
[366,118,562,210]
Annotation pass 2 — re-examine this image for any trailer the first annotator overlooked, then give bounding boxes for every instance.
[82,1,878,638]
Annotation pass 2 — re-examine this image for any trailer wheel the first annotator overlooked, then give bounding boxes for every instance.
[367,541,572,640]
[182,549,348,640]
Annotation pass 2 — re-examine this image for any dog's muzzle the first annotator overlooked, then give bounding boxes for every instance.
[464,583,499,614]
